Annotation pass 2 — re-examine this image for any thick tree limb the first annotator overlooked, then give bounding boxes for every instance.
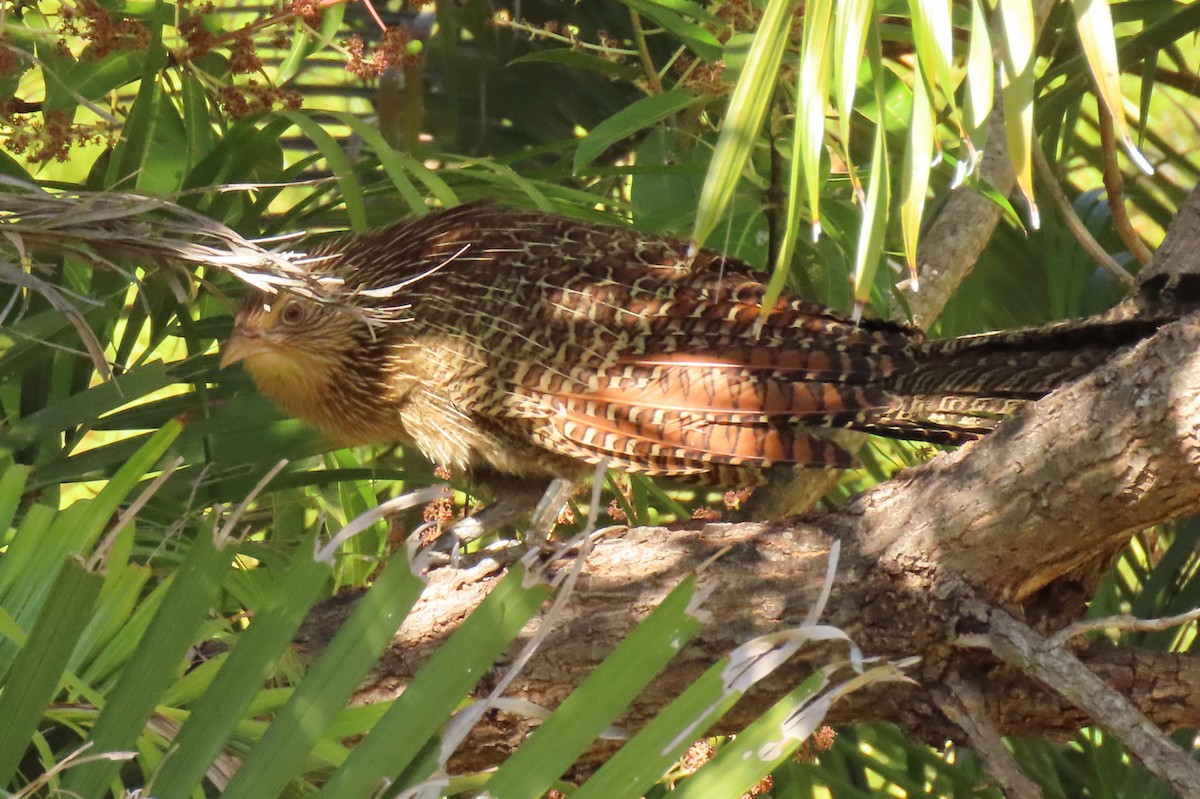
[851,315,1200,602]
[1140,190,1200,290]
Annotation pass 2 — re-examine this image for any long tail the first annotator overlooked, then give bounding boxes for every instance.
[864,313,1166,444]
[527,302,1172,480]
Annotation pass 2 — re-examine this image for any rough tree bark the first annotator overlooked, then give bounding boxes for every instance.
[298,187,1200,791]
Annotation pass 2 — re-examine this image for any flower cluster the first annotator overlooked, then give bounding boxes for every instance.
[1,105,112,164]
[345,26,421,79]
[794,725,837,762]
[681,740,716,773]
[214,82,302,120]
[58,0,150,60]
[178,4,219,63]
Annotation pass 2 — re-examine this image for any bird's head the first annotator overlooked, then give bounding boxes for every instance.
[221,292,361,411]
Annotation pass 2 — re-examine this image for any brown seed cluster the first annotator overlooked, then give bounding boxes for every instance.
[58,0,150,60]
[177,4,301,119]
[178,3,218,61]
[1,0,319,162]
[0,42,20,79]
[1,105,111,164]
[794,725,837,762]
[291,0,323,24]
[672,53,731,95]
[345,26,421,79]
[422,496,456,526]
[723,486,754,510]
[214,81,302,120]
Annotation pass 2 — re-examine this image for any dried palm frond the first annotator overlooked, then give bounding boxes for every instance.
[0,176,345,296]
[0,177,370,377]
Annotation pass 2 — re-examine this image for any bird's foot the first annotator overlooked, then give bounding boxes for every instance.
[527,478,578,539]
[425,477,575,559]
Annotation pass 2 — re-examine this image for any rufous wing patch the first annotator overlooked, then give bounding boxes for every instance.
[535,396,856,476]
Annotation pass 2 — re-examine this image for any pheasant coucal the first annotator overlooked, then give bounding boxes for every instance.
[221,202,1163,488]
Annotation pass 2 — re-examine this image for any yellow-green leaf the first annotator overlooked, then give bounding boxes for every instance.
[691,0,799,252]
[907,0,959,125]
[997,0,1039,228]
[276,110,369,231]
[962,0,993,162]
[1069,0,1154,174]
[833,0,872,197]
[900,76,934,287]
[574,88,705,174]
[852,22,891,314]
[797,0,834,242]
[759,0,833,323]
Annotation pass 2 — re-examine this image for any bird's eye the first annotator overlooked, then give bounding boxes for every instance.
[280,303,305,326]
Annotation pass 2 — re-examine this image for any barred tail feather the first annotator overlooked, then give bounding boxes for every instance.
[537,399,856,476]
[853,395,1025,445]
[896,316,1162,398]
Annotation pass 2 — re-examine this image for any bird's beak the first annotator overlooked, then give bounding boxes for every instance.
[220,329,257,369]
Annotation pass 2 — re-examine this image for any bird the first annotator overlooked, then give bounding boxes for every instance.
[221,201,1163,490]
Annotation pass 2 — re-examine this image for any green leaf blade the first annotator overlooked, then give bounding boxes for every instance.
[60,529,235,799]
[574,88,706,175]
[275,110,369,231]
[220,550,425,799]
[149,534,334,798]
[315,565,553,799]
[997,0,1039,227]
[0,557,103,786]
[485,577,704,799]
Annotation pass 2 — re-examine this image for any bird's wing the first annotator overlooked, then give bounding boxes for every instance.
[529,399,857,477]
[490,267,922,479]
[511,348,887,478]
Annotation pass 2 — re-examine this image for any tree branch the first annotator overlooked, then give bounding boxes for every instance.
[964,610,1200,796]
[935,674,1045,799]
